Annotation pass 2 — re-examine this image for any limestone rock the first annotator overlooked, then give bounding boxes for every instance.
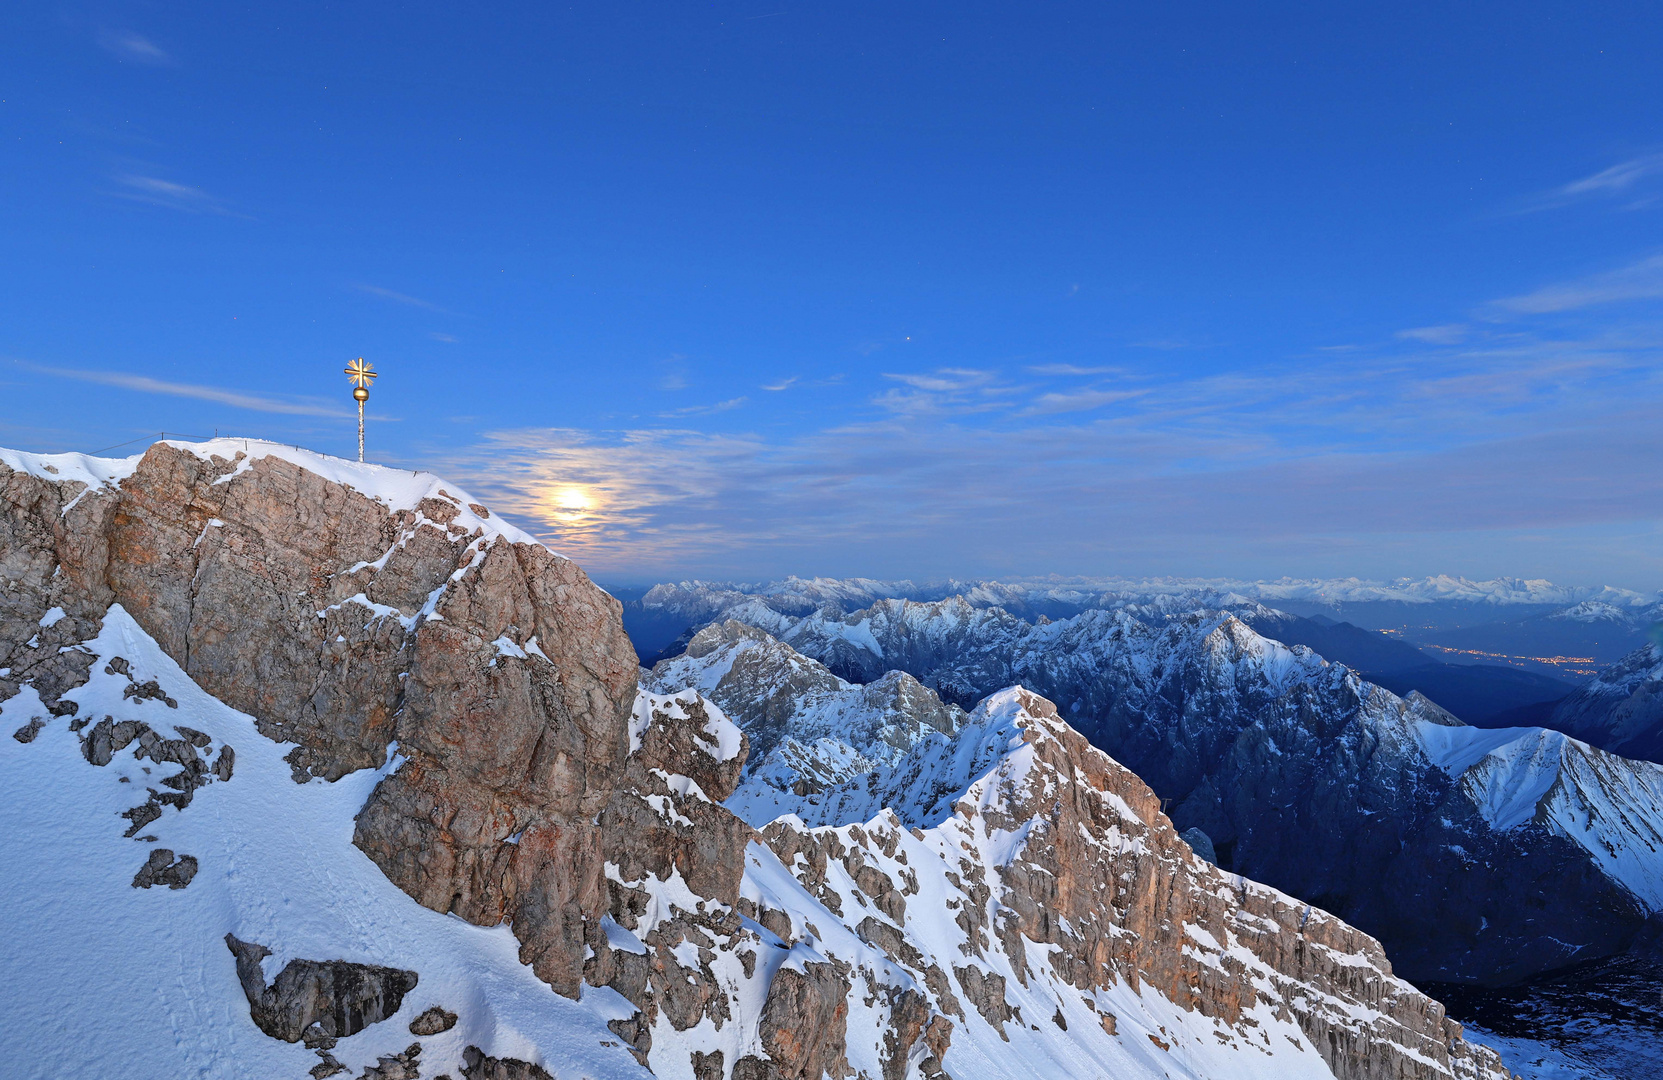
[756,960,852,1080]
[460,1046,554,1080]
[0,441,637,1003]
[131,848,197,889]
[224,934,417,1048]
[408,1005,458,1035]
[358,1044,423,1080]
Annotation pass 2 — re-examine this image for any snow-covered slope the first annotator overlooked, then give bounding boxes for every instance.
[689,601,1663,986]
[1550,642,1663,763]
[1,605,646,1080]
[642,620,968,827]
[1,439,1522,1079]
[2,604,1515,1080]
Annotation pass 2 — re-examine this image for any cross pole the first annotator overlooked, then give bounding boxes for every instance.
[345,358,377,461]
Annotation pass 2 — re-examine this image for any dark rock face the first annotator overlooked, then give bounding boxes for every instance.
[1178,826,1217,865]
[224,934,418,1048]
[356,1044,423,1080]
[460,1047,555,1080]
[1552,642,1663,762]
[11,716,45,742]
[131,848,197,889]
[408,1005,458,1035]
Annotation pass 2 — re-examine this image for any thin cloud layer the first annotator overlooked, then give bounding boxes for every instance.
[112,175,236,216]
[438,322,1663,578]
[98,31,171,65]
[1520,152,1663,213]
[351,284,463,316]
[18,363,354,418]
[1493,255,1663,314]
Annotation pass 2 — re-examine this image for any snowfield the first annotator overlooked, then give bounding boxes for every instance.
[1,605,649,1080]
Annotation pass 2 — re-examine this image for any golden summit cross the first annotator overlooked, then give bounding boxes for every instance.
[345,358,376,461]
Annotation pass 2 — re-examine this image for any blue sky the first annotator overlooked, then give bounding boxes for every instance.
[4,3,1663,585]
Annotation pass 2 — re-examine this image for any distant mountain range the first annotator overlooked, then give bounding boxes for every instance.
[615,574,1663,683]
[614,576,1663,742]
[641,603,1663,987]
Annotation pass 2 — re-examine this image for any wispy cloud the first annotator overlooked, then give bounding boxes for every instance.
[17,362,353,418]
[1396,324,1468,345]
[111,175,239,216]
[432,322,1663,578]
[351,284,462,316]
[428,332,459,344]
[1026,363,1125,376]
[883,368,995,392]
[1022,388,1145,415]
[1563,154,1663,197]
[659,396,748,417]
[656,354,691,392]
[761,377,797,391]
[1520,153,1663,213]
[1491,254,1663,314]
[98,30,171,65]
[874,368,1020,416]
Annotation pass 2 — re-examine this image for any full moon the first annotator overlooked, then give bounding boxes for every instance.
[549,485,594,517]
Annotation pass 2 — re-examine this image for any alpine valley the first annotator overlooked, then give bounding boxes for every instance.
[4,440,1659,1080]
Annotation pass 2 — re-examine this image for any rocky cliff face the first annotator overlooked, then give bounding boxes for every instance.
[0,438,638,997]
[643,620,968,825]
[0,440,1517,1080]
[644,677,1516,1080]
[704,597,1663,986]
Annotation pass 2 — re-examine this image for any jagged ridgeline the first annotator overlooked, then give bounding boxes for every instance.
[1,440,1512,1079]
[637,588,1663,989]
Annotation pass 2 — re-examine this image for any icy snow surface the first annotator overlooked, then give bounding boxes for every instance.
[1416,719,1663,908]
[0,606,647,1080]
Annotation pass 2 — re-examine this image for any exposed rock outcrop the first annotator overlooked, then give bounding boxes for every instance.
[753,960,853,1079]
[0,440,636,998]
[408,1005,458,1035]
[224,934,418,1048]
[711,597,1663,984]
[131,847,197,889]
[356,1043,423,1080]
[460,1046,555,1080]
